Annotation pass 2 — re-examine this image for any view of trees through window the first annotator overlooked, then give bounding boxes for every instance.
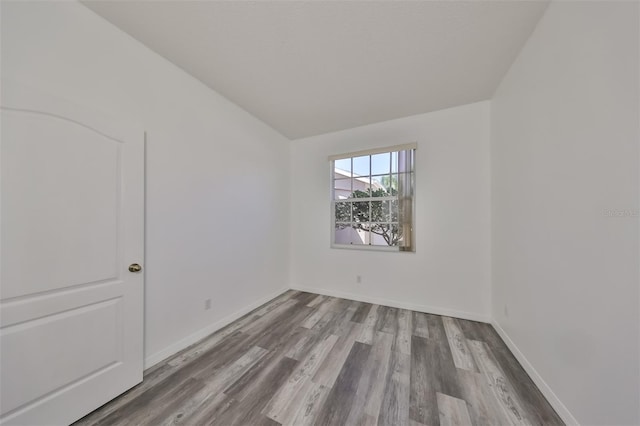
[332,151,405,247]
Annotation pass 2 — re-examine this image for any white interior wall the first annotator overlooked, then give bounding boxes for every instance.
[289,102,492,321]
[491,2,640,425]
[1,1,291,367]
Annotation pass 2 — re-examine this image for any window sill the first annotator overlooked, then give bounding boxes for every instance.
[330,243,413,253]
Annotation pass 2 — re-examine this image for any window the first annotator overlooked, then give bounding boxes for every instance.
[330,143,416,251]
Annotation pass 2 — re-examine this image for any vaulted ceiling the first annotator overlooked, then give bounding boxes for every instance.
[83,1,549,139]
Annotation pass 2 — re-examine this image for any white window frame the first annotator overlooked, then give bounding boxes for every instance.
[329,143,416,252]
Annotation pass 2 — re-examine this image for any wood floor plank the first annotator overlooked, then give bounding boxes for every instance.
[91,370,204,425]
[362,414,379,426]
[315,342,373,426]
[253,305,313,350]
[380,307,399,334]
[457,318,487,341]
[174,392,236,426]
[295,291,321,305]
[283,381,330,426]
[313,300,358,337]
[426,314,464,399]
[467,339,531,425]
[357,304,380,345]
[346,331,394,425]
[263,334,339,422]
[436,392,472,426]
[321,296,343,311]
[332,297,355,313]
[286,323,353,366]
[351,302,373,323]
[457,369,511,426]
[286,290,302,299]
[155,345,268,425]
[411,311,430,338]
[224,347,296,401]
[373,305,389,333]
[306,294,327,308]
[241,299,304,336]
[166,291,295,368]
[266,374,320,425]
[165,331,257,382]
[146,378,207,426]
[377,346,410,426]
[442,317,477,372]
[393,308,412,355]
[409,316,463,426]
[75,363,176,425]
[312,321,363,387]
[260,416,284,426]
[262,324,310,361]
[460,320,563,425]
[409,335,438,426]
[301,307,330,329]
[283,328,318,361]
[330,301,361,336]
[214,356,298,425]
[363,334,395,422]
[310,308,339,331]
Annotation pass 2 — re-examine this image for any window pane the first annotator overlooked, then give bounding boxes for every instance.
[334,158,351,174]
[355,226,370,245]
[368,223,402,246]
[334,168,350,180]
[389,200,399,222]
[371,175,388,196]
[352,155,370,176]
[335,224,367,245]
[335,202,351,222]
[370,223,391,246]
[370,200,387,222]
[352,201,370,223]
[334,178,352,200]
[371,152,390,175]
[350,177,370,198]
[385,174,399,195]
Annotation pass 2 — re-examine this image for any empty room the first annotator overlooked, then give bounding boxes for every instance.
[1,0,638,425]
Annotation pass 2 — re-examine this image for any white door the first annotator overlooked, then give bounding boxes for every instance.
[0,84,144,425]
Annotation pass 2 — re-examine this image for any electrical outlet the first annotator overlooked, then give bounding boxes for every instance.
[356,275,362,283]
[205,298,212,310]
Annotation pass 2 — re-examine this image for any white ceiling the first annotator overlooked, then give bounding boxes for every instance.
[83,1,549,139]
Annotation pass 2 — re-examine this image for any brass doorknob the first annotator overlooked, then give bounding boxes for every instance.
[129,263,142,273]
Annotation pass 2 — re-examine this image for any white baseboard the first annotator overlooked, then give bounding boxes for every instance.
[144,286,289,369]
[492,320,579,426]
[290,284,491,323]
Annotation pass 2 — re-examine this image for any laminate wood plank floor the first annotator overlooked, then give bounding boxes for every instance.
[75,291,563,426]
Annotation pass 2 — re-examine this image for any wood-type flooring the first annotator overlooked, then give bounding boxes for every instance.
[76,290,563,426]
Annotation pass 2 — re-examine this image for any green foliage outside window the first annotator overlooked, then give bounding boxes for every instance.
[335,187,402,246]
